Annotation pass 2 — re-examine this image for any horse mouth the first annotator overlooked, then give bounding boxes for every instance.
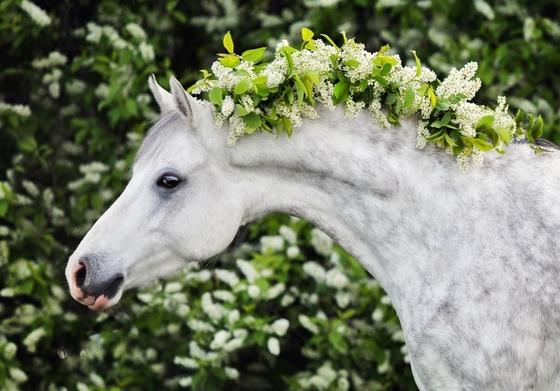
[86,276,124,310]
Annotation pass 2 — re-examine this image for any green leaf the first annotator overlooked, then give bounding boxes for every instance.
[410,50,422,77]
[463,137,494,152]
[234,78,251,95]
[301,27,314,42]
[208,87,223,106]
[403,85,416,109]
[242,47,266,63]
[530,115,544,140]
[428,88,437,109]
[514,108,525,125]
[333,81,349,104]
[0,200,8,217]
[235,104,248,116]
[343,59,360,68]
[475,115,494,133]
[282,116,293,137]
[320,34,339,49]
[444,133,458,147]
[373,75,388,87]
[496,127,511,143]
[244,112,262,130]
[223,31,234,54]
[234,69,251,77]
[218,55,240,68]
[379,63,392,77]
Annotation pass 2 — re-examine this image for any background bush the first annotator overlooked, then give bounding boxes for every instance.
[1,0,559,390]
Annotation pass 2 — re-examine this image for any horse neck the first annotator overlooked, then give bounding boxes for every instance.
[213,106,460,311]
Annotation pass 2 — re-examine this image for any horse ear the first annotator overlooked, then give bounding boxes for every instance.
[169,75,196,123]
[148,74,176,114]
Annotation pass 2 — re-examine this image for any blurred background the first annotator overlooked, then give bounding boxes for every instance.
[1,0,559,390]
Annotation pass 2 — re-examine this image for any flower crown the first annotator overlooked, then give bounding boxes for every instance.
[188,28,545,171]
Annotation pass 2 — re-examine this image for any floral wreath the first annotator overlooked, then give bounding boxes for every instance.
[188,28,545,172]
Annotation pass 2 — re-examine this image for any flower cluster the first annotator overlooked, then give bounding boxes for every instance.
[190,28,545,171]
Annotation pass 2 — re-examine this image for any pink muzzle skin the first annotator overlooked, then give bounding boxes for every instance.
[67,262,119,311]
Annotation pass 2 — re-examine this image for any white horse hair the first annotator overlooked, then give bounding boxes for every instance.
[66,75,560,390]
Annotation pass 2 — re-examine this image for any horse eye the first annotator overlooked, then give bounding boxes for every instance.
[156,175,181,189]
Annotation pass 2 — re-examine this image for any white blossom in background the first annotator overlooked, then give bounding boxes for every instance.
[310,228,333,256]
[212,289,236,303]
[267,337,280,355]
[23,327,46,353]
[3,342,17,360]
[0,103,31,117]
[266,318,290,336]
[247,284,261,298]
[325,268,349,289]
[372,308,384,322]
[298,314,320,334]
[139,42,155,61]
[279,225,298,245]
[302,261,326,284]
[260,235,285,254]
[286,245,300,258]
[20,0,51,27]
[266,282,286,300]
[335,291,351,309]
[8,367,27,384]
[236,259,259,282]
[210,330,231,350]
[125,23,147,40]
[178,377,192,387]
[225,367,239,380]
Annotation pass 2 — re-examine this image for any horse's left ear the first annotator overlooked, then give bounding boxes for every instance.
[148,74,176,114]
[169,75,197,124]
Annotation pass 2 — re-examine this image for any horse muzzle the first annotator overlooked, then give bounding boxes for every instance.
[66,253,125,310]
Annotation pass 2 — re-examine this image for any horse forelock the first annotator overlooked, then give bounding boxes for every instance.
[133,111,185,169]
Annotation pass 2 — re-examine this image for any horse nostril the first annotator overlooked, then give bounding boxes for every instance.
[104,276,124,300]
[75,263,87,288]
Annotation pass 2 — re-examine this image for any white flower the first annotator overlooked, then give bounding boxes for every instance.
[224,337,244,352]
[279,225,298,244]
[286,245,300,258]
[125,23,147,40]
[247,284,261,298]
[311,228,333,256]
[164,282,183,293]
[236,259,259,282]
[210,330,231,350]
[372,308,384,322]
[139,42,155,61]
[325,268,349,289]
[271,318,290,336]
[187,319,215,332]
[0,103,31,117]
[9,367,27,384]
[23,327,46,353]
[215,269,240,286]
[260,235,285,254]
[178,377,192,387]
[380,295,392,305]
[317,362,337,383]
[267,337,280,355]
[20,0,51,27]
[225,367,240,380]
[227,309,240,324]
[335,291,351,309]
[221,95,235,117]
[212,289,236,303]
[266,282,286,300]
[32,52,67,69]
[3,342,17,360]
[298,314,319,334]
[337,376,350,391]
[302,261,326,284]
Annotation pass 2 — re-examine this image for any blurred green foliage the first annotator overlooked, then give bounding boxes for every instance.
[1,0,558,390]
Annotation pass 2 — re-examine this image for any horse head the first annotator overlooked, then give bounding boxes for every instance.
[66,76,248,310]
